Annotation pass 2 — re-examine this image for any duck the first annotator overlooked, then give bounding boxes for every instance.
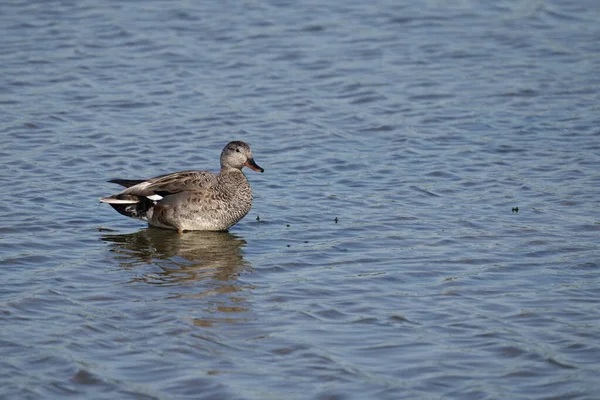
[100,141,263,232]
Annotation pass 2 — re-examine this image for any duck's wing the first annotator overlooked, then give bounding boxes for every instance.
[119,170,218,198]
[108,179,147,188]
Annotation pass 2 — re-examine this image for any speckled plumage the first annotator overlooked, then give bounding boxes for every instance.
[100,141,263,232]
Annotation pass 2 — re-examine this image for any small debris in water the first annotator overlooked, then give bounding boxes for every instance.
[334,217,338,223]
[286,224,290,227]
[512,207,519,213]
[256,215,260,221]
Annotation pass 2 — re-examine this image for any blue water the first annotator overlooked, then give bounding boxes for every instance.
[1,0,600,398]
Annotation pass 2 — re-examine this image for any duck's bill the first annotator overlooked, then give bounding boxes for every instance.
[244,158,264,173]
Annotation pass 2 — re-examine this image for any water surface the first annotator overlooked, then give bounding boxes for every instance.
[1,0,600,398]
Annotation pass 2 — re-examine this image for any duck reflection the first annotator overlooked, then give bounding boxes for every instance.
[101,229,253,327]
[101,228,251,286]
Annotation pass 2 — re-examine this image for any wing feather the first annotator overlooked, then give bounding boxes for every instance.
[121,170,217,198]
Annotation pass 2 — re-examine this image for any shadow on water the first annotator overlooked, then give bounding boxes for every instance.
[100,228,251,287]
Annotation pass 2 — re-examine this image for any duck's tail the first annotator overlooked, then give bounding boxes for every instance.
[100,194,155,221]
[100,179,155,221]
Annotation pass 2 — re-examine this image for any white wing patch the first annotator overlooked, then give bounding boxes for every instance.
[99,197,139,204]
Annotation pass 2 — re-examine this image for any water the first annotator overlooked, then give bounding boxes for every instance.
[2,0,600,398]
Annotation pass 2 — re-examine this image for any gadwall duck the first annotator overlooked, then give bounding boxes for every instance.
[100,141,263,232]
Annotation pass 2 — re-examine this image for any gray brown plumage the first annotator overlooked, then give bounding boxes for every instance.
[100,141,263,232]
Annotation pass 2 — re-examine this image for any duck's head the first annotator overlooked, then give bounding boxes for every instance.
[221,141,264,173]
